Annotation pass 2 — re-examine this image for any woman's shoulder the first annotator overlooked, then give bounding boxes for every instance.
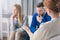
[41,21,52,25]
[40,18,60,29]
[40,21,52,29]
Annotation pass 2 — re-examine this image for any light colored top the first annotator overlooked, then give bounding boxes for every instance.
[31,17,60,40]
[10,16,28,32]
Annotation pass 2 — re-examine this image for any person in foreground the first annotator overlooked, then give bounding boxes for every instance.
[22,0,60,40]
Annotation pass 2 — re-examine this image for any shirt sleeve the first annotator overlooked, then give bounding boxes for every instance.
[30,14,37,33]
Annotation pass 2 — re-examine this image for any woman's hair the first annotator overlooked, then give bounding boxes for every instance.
[14,4,22,25]
[44,0,60,13]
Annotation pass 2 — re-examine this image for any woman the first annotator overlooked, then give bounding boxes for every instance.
[22,0,60,40]
[9,4,28,40]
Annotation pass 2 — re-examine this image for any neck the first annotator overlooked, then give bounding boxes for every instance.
[51,13,59,19]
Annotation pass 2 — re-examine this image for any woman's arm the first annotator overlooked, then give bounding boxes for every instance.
[10,16,15,31]
[22,25,33,37]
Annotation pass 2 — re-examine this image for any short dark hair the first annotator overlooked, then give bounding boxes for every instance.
[36,2,44,7]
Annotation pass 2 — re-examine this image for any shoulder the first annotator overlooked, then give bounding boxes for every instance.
[44,12,48,16]
[40,21,52,29]
[44,12,51,18]
[33,12,38,16]
[43,12,51,20]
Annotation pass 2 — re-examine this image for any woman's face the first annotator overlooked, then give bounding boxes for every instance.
[12,6,18,16]
[45,7,53,17]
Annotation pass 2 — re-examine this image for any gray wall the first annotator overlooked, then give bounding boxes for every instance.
[22,0,43,15]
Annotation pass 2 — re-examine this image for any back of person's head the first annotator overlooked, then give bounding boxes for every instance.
[36,2,44,8]
[44,0,60,13]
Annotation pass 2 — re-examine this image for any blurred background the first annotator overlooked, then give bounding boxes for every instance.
[0,0,43,40]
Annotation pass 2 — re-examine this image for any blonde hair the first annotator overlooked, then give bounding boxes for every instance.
[14,4,22,25]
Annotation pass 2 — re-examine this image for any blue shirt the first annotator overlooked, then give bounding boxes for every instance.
[30,12,51,33]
